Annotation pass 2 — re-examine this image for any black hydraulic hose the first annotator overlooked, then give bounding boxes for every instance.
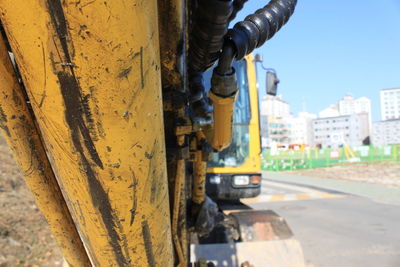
[188,0,234,126]
[188,0,296,129]
[215,42,235,75]
[227,0,297,61]
[228,0,249,23]
[189,0,233,73]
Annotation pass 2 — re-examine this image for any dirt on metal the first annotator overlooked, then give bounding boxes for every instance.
[288,163,400,188]
[0,136,63,267]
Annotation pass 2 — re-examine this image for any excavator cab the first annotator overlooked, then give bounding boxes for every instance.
[204,57,262,201]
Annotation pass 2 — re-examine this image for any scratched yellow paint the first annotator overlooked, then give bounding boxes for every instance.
[0,0,173,266]
[0,33,91,267]
[208,54,262,175]
[193,150,207,204]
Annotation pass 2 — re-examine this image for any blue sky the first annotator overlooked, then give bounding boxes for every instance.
[232,0,400,121]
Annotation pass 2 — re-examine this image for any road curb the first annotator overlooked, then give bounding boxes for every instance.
[263,171,400,205]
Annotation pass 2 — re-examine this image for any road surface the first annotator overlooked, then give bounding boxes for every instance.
[242,171,400,267]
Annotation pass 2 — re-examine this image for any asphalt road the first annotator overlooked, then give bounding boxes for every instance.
[244,172,400,267]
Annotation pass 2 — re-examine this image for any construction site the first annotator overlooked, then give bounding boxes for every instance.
[1,133,400,266]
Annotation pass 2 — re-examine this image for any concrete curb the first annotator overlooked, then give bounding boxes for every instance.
[263,171,400,205]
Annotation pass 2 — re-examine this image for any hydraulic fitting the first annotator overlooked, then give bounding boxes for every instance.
[206,68,238,151]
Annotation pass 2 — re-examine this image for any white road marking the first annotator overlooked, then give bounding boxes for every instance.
[243,180,345,203]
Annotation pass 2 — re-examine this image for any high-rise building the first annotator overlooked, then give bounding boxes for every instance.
[312,113,370,148]
[372,119,400,146]
[260,95,290,118]
[288,112,317,145]
[262,116,291,147]
[260,95,292,147]
[338,95,372,128]
[338,95,371,116]
[318,95,372,138]
[380,88,400,121]
[318,104,339,118]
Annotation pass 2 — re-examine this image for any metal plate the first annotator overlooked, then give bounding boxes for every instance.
[191,239,307,267]
[230,210,294,242]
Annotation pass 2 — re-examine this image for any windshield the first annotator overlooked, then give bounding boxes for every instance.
[206,60,251,167]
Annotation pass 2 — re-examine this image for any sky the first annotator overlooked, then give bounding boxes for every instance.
[232,0,400,121]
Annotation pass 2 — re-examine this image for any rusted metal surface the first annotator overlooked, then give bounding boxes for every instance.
[172,158,186,266]
[193,149,207,204]
[0,0,173,266]
[157,0,186,92]
[191,239,306,267]
[230,210,293,242]
[157,0,190,265]
[192,209,304,266]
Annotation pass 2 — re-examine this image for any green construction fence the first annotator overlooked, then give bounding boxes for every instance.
[262,145,400,171]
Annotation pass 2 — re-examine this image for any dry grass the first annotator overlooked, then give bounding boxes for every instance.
[288,163,400,188]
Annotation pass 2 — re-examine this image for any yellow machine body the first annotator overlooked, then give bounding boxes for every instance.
[0,33,91,267]
[0,0,173,266]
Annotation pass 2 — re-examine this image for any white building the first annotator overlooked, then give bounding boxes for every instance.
[372,120,400,146]
[260,95,290,118]
[262,116,291,146]
[380,88,400,121]
[320,96,372,119]
[318,104,339,118]
[260,95,292,147]
[289,112,317,145]
[338,95,371,116]
[339,95,372,128]
[312,113,370,148]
